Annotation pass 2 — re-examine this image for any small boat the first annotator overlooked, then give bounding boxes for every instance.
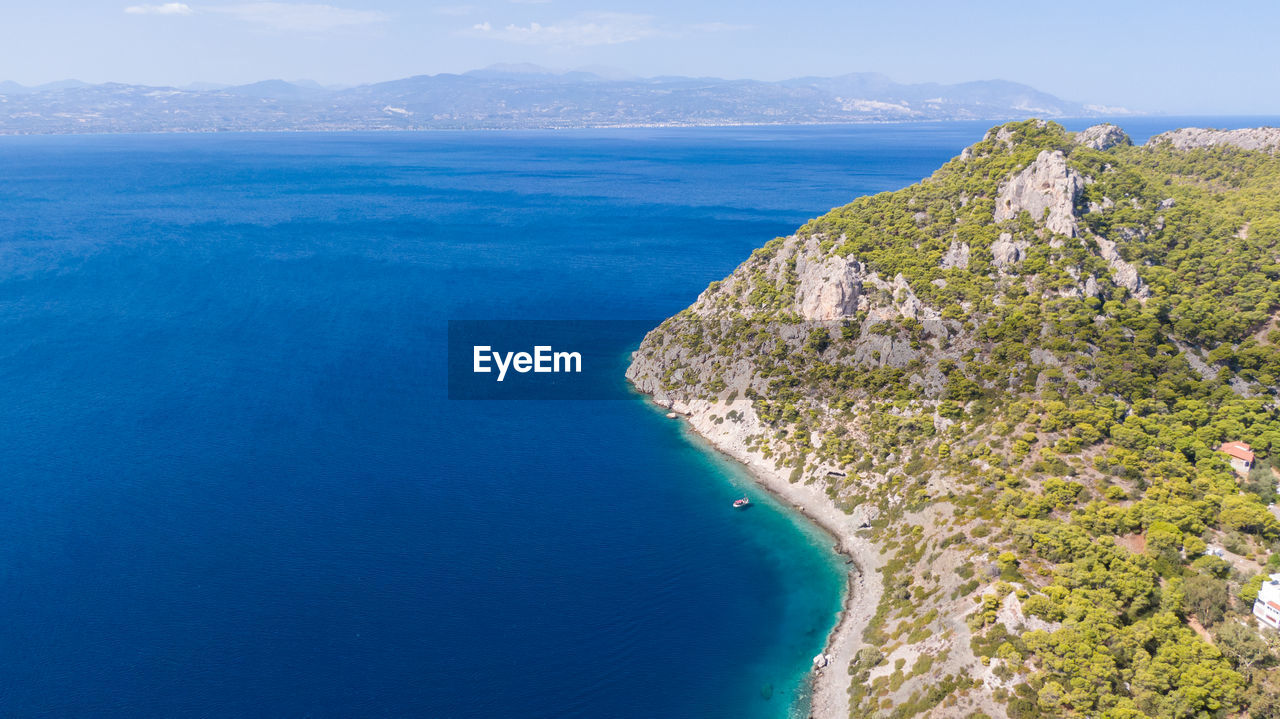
[733,496,751,509]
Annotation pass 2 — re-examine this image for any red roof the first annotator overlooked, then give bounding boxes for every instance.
[1221,441,1255,463]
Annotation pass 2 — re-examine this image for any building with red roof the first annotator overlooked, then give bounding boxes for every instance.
[1220,441,1256,475]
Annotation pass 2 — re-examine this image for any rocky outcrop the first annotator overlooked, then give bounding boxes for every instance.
[1084,275,1100,298]
[987,121,1045,147]
[796,247,865,321]
[1147,127,1280,152]
[889,274,947,338]
[1087,196,1115,214]
[1074,123,1131,151]
[996,592,1059,635]
[940,239,970,269]
[991,232,1030,267]
[1095,237,1150,298]
[994,150,1084,237]
[960,121,1048,161]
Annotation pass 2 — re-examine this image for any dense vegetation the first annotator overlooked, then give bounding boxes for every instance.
[632,121,1280,717]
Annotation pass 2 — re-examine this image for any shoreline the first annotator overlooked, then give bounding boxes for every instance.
[646,396,883,719]
[0,114,1171,139]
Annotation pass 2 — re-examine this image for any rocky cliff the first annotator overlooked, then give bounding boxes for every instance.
[1148,126,1280,152]
[628,120,1280,718]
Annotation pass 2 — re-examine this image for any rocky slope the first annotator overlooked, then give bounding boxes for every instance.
[1148,127,1280,152]
[628,121,1280,718]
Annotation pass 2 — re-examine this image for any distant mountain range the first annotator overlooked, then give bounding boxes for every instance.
[0,65,1135,134]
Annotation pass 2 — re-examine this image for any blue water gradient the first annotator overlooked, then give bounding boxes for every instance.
[0,117,1272,717]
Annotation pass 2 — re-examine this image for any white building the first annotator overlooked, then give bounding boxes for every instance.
[1254,573,1280,629]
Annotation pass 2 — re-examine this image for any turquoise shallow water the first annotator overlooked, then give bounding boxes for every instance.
[0,118,1268,717]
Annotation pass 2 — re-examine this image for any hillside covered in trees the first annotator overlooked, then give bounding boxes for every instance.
[628,120,1280,718]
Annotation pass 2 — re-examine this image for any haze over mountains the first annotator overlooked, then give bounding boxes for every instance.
[0,64,1134,134]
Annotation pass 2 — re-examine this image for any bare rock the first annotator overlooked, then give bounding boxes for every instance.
[1095,237,1150,298]
[1030,348,1061,367]
[1084,275,1100,297]
[854,333,917,368]
[984,121,1044,147]
[893,274,923,319]
[1086,197,1115,215]
[941,239,970,270]
[892,276,940,333]
[1147,127,1280,152]
[960,121,1045,160]
[994,150,1085,237]
[1074,123,1131,151]
[991,232,1030,267]
[795,245,864,321]
[997,592,1058,635]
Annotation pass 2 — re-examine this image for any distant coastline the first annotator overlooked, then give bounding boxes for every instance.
[0,118,1092,138]
[0,66,1132,136]
[0,116,1176,139]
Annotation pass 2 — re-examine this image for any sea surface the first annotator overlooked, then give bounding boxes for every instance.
[0,116,1271,718]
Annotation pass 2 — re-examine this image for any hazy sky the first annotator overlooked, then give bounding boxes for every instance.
[3,0,1277,114]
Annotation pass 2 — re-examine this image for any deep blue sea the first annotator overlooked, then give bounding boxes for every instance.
[0,116,1271,717]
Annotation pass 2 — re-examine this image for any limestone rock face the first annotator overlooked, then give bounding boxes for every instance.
[994,150,1085,237]
[852,332,917,368]
[795,245,864,321]
[960,121,1046,160]
[990,126,1017,146]
[889,274,947,337]
[997,592,1059,635]
[1074,123,1131,151]
[1084,275,1100,297]
[1147,127,1280,152]
[940,240,970,270]
[1087,196,1115,214]
[1096,236,1150,298]
[991,232,1030,267]
[985,121,1044,147]
[890,274,919,318]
